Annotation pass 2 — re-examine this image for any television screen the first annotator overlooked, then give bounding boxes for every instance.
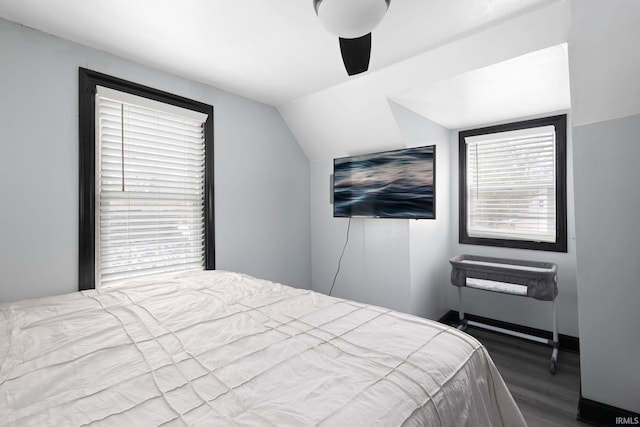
[333,145,435,219]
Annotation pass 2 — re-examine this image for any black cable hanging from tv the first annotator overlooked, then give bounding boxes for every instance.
[329,217,352,296]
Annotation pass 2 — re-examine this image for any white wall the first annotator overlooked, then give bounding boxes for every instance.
[572,114,640,413]
[448,111,579,336]
[393,103,452,320]
[310,102,451,319]
[568,0,640,413]
[0,18,311,302]
[569,0,640,128]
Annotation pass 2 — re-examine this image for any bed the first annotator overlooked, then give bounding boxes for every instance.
[0,270,526,426]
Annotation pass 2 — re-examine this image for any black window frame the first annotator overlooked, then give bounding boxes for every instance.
[458,114,567,252]
[79,68,215,291]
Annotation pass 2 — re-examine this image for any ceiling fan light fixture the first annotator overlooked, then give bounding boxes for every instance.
[313,0,390,39]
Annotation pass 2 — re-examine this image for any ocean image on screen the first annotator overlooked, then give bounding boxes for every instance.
[333,145,435,219]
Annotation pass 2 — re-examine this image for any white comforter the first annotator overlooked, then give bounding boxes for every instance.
[0,270,526,426]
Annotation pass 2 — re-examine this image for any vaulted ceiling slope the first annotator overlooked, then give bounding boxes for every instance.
[281,1,571,160]
[0,0,571,160]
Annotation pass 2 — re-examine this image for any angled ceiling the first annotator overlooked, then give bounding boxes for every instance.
[0,0,572,160]
[390,43,571,130]
[280,1,572,160]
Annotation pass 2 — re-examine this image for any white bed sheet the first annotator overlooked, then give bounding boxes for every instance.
[0,270,526,426]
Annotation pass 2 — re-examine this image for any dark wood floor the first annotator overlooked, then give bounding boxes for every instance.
[464,326,588,427]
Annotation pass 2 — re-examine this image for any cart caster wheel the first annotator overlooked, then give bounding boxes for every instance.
[549,360,557,375]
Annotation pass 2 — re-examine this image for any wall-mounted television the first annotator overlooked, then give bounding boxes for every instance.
[333,145,435,219]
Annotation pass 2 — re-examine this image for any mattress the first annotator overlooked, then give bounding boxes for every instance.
[0,270,526,426]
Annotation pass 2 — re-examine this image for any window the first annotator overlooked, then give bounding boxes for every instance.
[459,115,567,252]
[79,68,214,290]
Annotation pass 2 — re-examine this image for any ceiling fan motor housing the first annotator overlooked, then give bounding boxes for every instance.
[313,0,390,75]
[313,0,390,39]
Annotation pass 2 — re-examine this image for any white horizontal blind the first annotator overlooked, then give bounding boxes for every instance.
[96,87,207,287]
[465,125,556,243]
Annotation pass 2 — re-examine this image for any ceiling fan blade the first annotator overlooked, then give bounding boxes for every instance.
[338,33,371,76]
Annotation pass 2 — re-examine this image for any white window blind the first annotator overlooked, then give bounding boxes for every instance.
[464,125,556,243]
[96,86,208,287]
